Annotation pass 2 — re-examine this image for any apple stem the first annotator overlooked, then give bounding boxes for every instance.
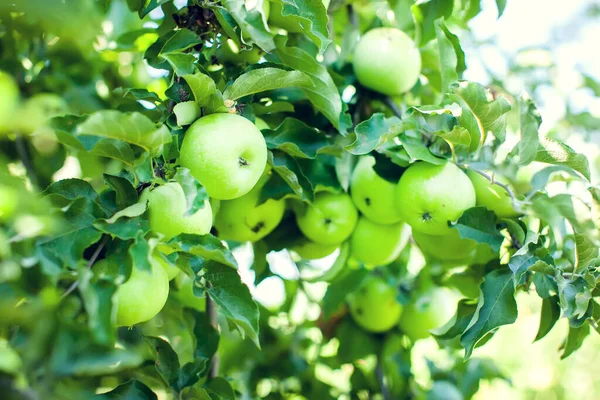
[239,156,250,167]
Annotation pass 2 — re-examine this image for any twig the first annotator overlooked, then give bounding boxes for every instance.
[15,135,38,188]
[464,166,518,203]
[376,354,392,400]
[382,96,403,120]
[206,294,219,378]
[60,235,108,299]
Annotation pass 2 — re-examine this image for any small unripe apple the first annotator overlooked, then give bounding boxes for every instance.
[291,239,338,260]
[180,113,268,200]
[296,192,358,245]
[412,228,477,262]
[353,27,421,96]
[348,275,403,333]
[0,185,18,221]
[398,286,458,341]
[350,218,409,267]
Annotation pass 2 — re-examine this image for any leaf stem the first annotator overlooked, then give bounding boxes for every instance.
[60,235,108,300]
[206,294,220,378]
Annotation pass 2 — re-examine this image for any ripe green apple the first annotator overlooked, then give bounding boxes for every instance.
[348,275,403,333]
[269,0,329,33]
[141,182,213,240]
[466,169,521,218]
[214,168,286,242]
[398,286,458,341]
[350,155,403,224]
[113,257,170,327]
[296,192,358,245]
[13,93,69,133]
[412,228,477,262]
[395,162,476,235]
[180,113,267,200]
[0,71,19,132]
[173,101,200,126]
[350,218,409,267]
[353,27,421,96]
[291,239,338,260]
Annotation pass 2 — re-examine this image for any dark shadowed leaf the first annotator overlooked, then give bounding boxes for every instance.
[263,118,330,158]
[453,207,504,252]
[534,295,561,342]
[345,114,402,155]
[560,323,590,359]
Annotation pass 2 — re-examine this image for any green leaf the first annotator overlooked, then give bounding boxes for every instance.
[397,134,447,165]
[269,0,331,54]
[508,251,541,283]
[574,233,599,272]
[460,268,518,358]
[77,111,172,156]
[103,174,138,209]
[129,234,153,273]
[529,165,585,195]
[432,299,478,340]
[174,169,209,216]
[79,271,117,346]
[98,380,157,399]
[434,19,465,94]
[160,29,202,54]
[271,37,347,131]
[182,72,222,109]
[44,178,99,205]
[534,296,561,342]
[322,267,369,319]
[202,261,260,347]
[161,53,197,76]
[223,67,311,101]
[336,319,378,363]
[496,0,507,17]
[409,105,471,148]
[534,138,591,181]
[560,323,590,359]
[144,336,180,387]
[345,114,402,155]
[221,0,275,52]
[205,377,236,400]
[263,118,330,158]
[412,0,454,45]
[94,215,149,240]
[448,81,511,150]
[512,95,542,165]
[453,207,504,252]
[557,275,592,321]
[168,234,238,269]
[268,150,314,202]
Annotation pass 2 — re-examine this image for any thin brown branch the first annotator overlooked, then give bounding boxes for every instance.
[60,235,109,300]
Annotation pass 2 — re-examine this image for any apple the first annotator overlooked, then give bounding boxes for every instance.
[0,71,19,132]
[350,218,409,267]
[398,286,458,341]
[466,169,521,218]
[214,167,286,242]
[0,185,18,221]
[154,247,180,280]
[350,155,403,224]
[348,275,403,333]
[13,93,69,134]
[173,101,200,126]
[471,242,497,265]
[291,239,338,260]
[112,257,170,327]
[269,0,330,33]
[395,162,476,235]
[180,113,267,200]
[353,27,421,96]
[141,182,213,240]
[295,192,358,245]
[412,228,477,262]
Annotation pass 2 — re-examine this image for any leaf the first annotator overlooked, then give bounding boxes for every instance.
[409,105,471,148]
[221,0,275,52]
[44,178,99,205]
[432,299,478,340]
[412,0,454,45]
[534,296,561,342]
[94,215,149,240]
[77,111,171,156]
[345,114,402,155]
[174,168,209,216]
[529,165,585,195]
[574,233,599,272]
[263,118,330,158]
[534,138,591,181]
[512,95,542,165]
[202,261,260,347]
[160,29,202,54]
[182,72,222,109]
[448,81,511,150]
[268,150,314,202]
[335,319,378,363]
[434,19,465,95]
[205,377,236,400]
[557,275,592,320]
[79,271,117,346]
[560,324,590,359]
[460,268,518,358]
[144,336,180,387]
[129,234,153,273]
[161,53,197,76]
[453,207,504,252]
[168,234,238,269]
[269,0,331,54]
[98,380,157,399]
[322,268,369,319]
[223,67,311,101]
[496,0,507,17]
[508,251,541,283]
[271,37,347,131]
[103,174,138,209]
[397,134,448,165]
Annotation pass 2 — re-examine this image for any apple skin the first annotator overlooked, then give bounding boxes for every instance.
[350,156,403,224]
[350,218,409,267]
[412,228,477,262]
[214,168,285,242]
[113,257,170,327]
[180,113,267,200]
[353,27,421,96]
[398,286,458,341]
[154,247,180,280]
[141,182,213,240]
[466,170,521,218]
[296,192,359,245]
[291,239,338,260]
[13,93,69,133]
[348,275,404,333]
[0,71,19,132]
[395,162,476,236]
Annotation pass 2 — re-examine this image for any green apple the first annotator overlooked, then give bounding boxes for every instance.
[412,228,477,262]
[0,339,22,374]
[113,257,170,327]
[0,71,19,132]
[174,101,200,126]
[398,286,458,341]
[395,162,476,235]
[269,0,329,33]
[353,27,421,96]
[291,239,338,260]
[214,167,286,242]
[180,113,268,200]
[13,93,69,133]
[471,242,497,265]
[141,182,213,240]
[0,185,18,221]
[296,192,358,245]
[348,275,403,333]
[350,155,402,224]
[350,218,408,267]
[154,247,180,280]
[466,169,520,218]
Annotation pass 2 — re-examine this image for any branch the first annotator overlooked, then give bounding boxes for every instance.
[382,96,403,120]
[15,135,38,188]
[462,166,522,210]
[206,294,219,378]
[376,354,392,400]
[60,235,108,300]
